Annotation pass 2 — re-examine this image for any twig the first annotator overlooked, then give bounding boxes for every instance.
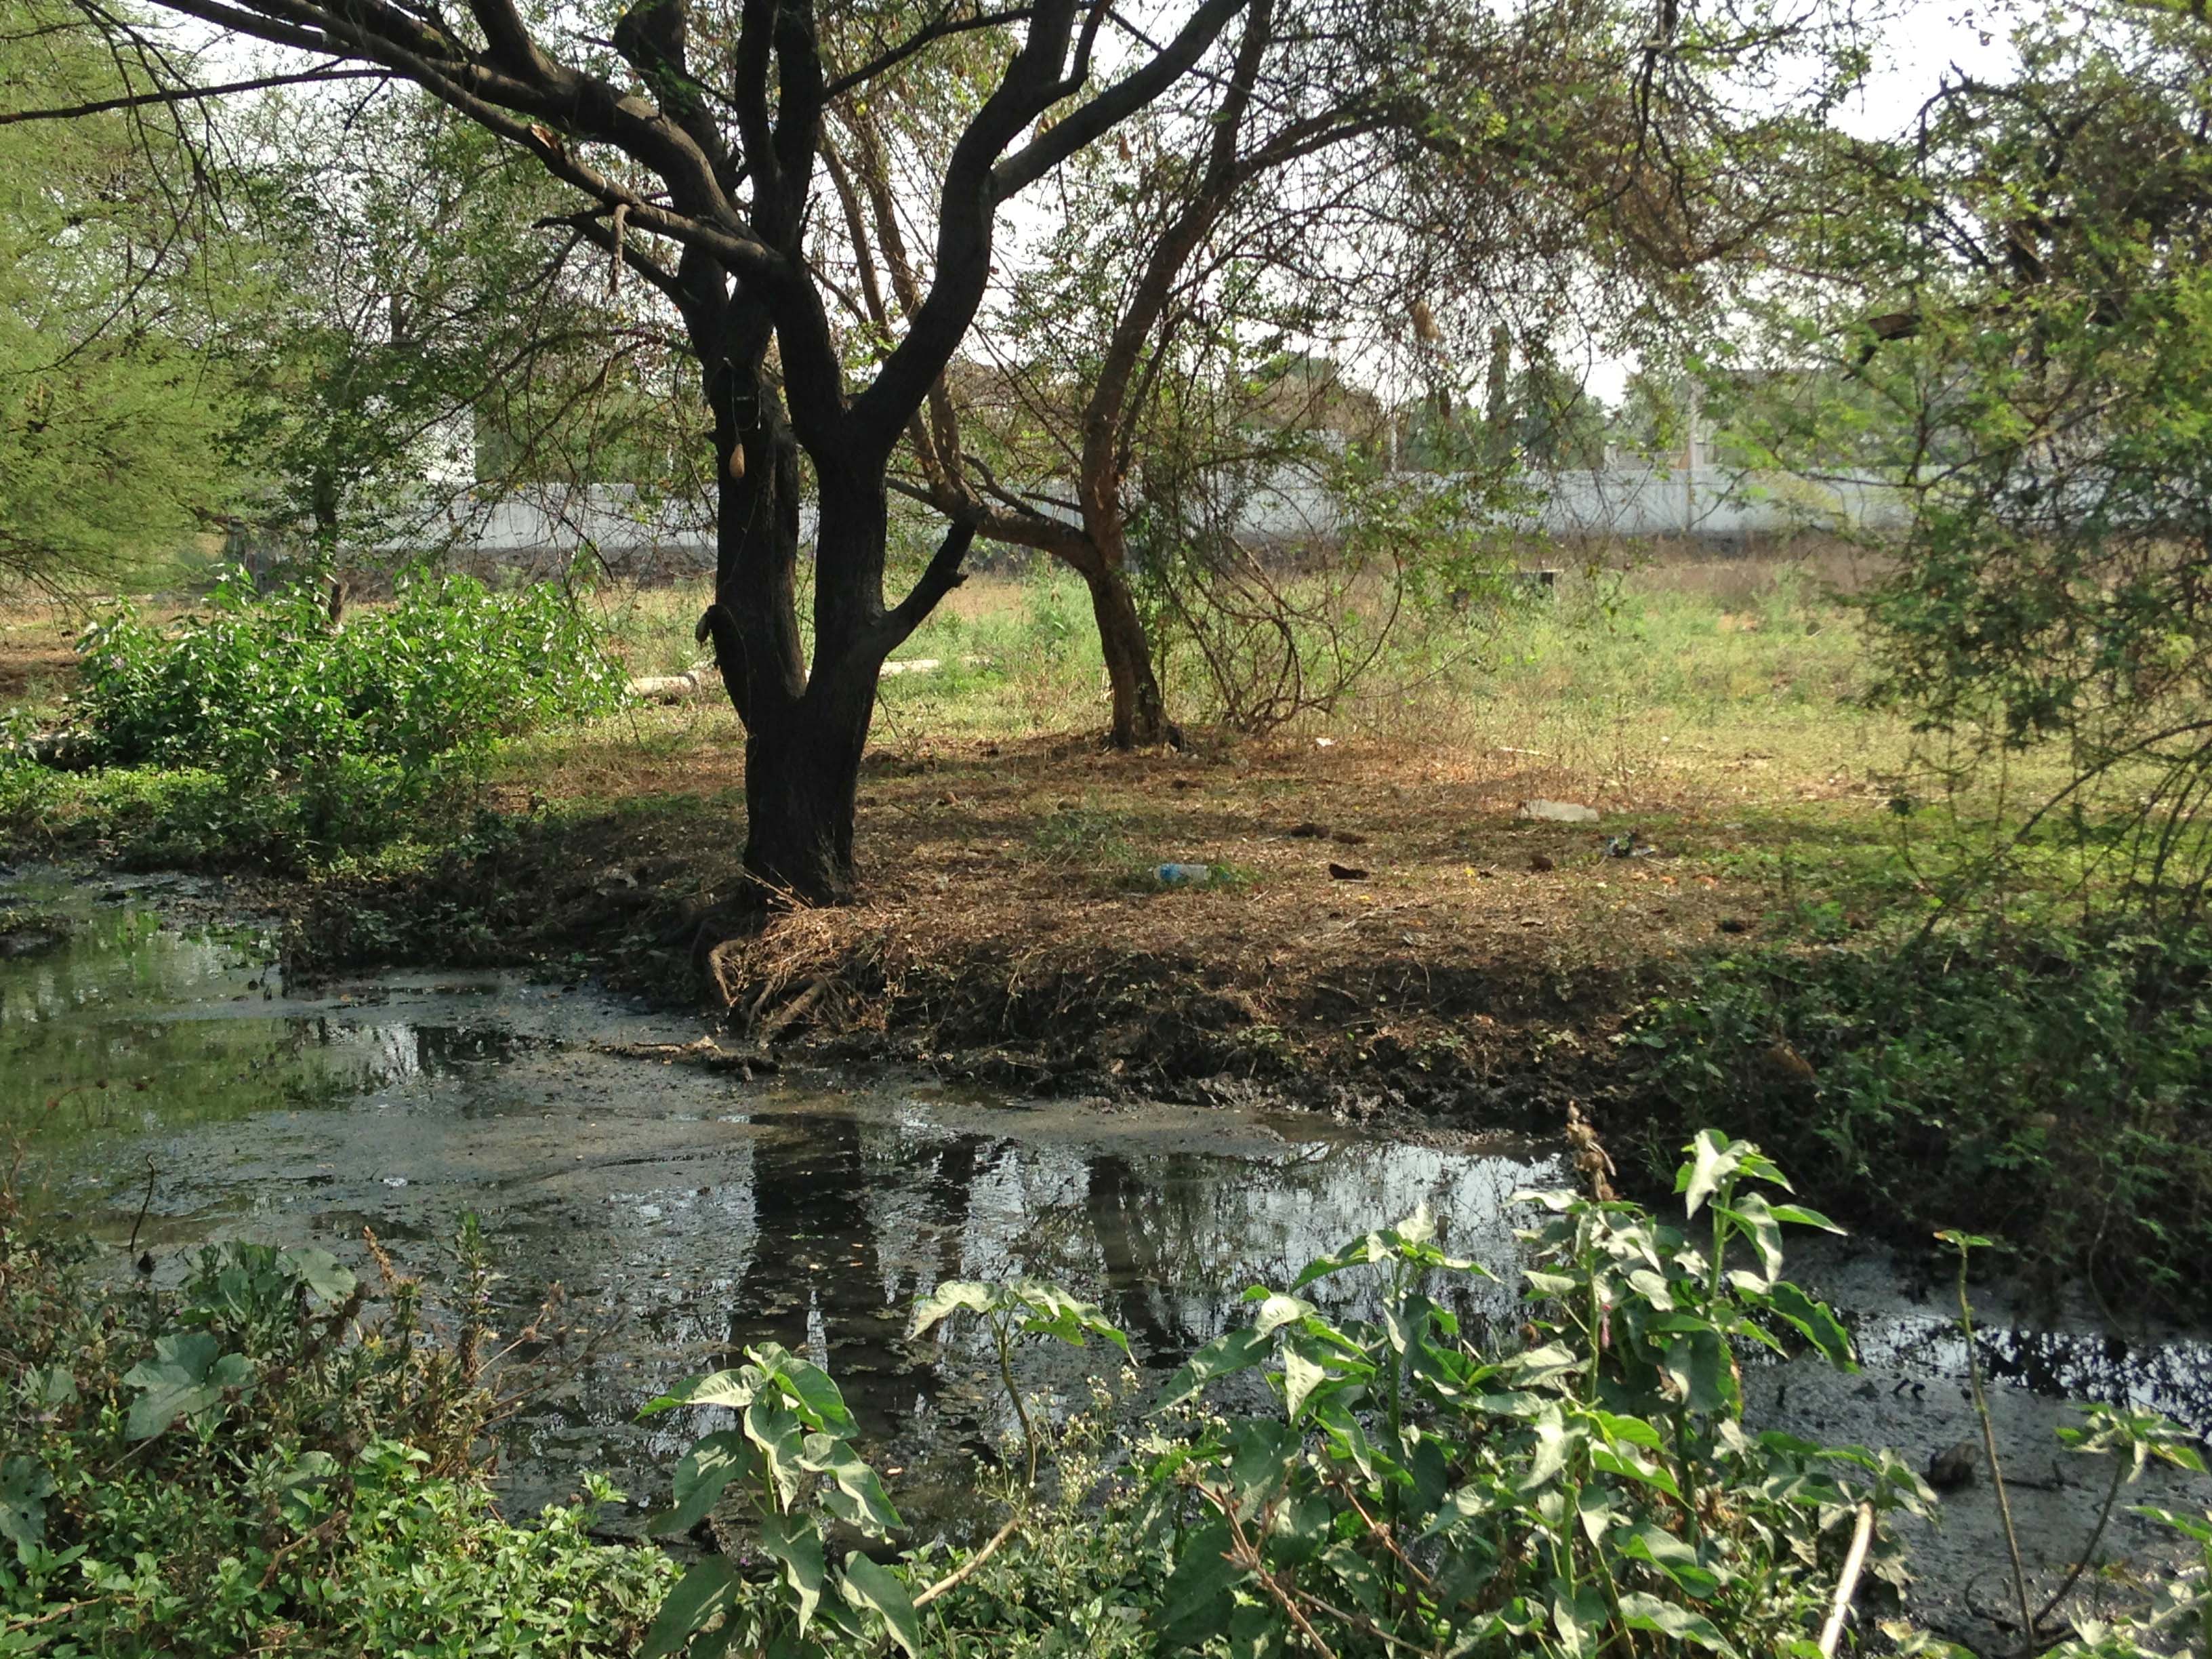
[2031,1453,2127,1633]
[1818,1502,1877,1656]
[1219,1502,1341,1659]
[127,1156,155,1253]
[914,1315,1040,1612]
[1954,1249,2035,1646]
[258,1507,351,1589]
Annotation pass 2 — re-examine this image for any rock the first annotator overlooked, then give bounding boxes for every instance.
[1927,1441,1978,1492]
[1517,799,1599,823]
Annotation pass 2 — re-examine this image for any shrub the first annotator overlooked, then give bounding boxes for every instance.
[73,567,626,779]
[0,1211,672,1656]
[1628,925,2212,1317]
[636,1134,1956,1657]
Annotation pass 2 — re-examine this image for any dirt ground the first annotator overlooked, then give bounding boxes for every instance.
[0,609,77,706]
[259,709,1910,1172]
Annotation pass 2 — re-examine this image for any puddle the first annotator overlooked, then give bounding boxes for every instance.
[5,864,2207,1644]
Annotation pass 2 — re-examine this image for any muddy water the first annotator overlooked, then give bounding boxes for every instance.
[5,866,2208,1645]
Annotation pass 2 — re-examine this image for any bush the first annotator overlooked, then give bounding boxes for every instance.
[1626,925,2212,1317]
[634,1135,1961,1658]
[0,1211,672,1656]
[74,567,624,776]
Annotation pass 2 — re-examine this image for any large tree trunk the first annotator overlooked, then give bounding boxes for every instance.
[1080,557,1178,749]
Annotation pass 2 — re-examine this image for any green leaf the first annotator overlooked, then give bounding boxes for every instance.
[0,1457,56,1547]
[122,1334,255,1440]
[651,1431,757,1538]
[640,1557,741,1659]
[1290,1231,1389,1290]
[840,1553,920,1658]
[639,1366,762,1418]
[1717,1193,1784,1286]
[1679,1129,1735,1218]
[759,1511,827,1635]
[1252,1293,1314,1340]
[1156,1326,1270,1412]
[1765,1281,1856,1370]
[745,1396,808,1512]
[278,1245,356,1303]
[908,1280,996,1339]
[1614,1591,1738,1652]
[1589,1441,1684,1501]
[1616,1523,1722,1599]
[1661,1329,1737,1415]
[1282,1342,1329,1422]
[1586,1410,1666,1452]
[1550,1581,1608,1656]
[751,1345,854,1434]
[1157,1519,1246,1652]
[1007,1280,1130,1353]
[1767,1203,1843,1234]
[801,1434,902,1537]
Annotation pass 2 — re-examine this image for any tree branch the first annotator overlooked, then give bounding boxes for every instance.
[0,64,387,125]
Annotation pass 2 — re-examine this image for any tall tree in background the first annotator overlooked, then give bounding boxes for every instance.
[39,0,1252,902]
[0,0,233,591]
[214,88,591,579]
[1742,3,2212,911]
[825,0,1826,743]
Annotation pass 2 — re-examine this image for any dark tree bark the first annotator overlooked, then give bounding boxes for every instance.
[106,0,1251,901]
[1080,555,1176,750]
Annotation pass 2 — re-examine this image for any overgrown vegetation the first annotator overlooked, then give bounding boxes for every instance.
[1,570,623,861]
[1627,915,2212,1317]
[0,1206,672,1655]
[624,1133,2207,1657]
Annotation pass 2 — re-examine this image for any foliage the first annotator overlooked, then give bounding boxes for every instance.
[60,568,624,853]
[1629,923,2212,1318]
[1134,1131,1926,1658]
[634,1135,1966,1657]
[0,1211,672,1656]
[0,0,234,593]
[1734,5,2212,918]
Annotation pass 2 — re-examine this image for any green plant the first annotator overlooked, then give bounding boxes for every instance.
[636,1136,1967,1658]
[1630,924,2212,1317]
[1136,1129,1927,1657]
[637,1282,1127,1658]
[1938,1233,2207,1659]
[0,1207,671,1656]
[77,567,624,773]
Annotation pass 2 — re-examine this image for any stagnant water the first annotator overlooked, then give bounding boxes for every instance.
[5,865,2207,1642]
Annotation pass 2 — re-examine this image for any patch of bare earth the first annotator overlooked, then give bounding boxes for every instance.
[453,726,1862,1123]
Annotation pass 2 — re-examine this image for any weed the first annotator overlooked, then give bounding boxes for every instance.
[0,1206,672,1655]
[1626,922,2212,1317]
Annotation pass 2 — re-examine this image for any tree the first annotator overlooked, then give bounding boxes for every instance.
[212,86,606,583]
[0,0,235,591]
[48,0,1252,901]
[827,0,1805,743]
[1740,3,2212,914]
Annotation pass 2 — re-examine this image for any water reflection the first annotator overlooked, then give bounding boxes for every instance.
[7,863,2209,1524]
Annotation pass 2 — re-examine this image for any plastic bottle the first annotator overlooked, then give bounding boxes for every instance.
[1155,863,1212,886]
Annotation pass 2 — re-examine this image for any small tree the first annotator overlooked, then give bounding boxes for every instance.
[1740,3,2212,916]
